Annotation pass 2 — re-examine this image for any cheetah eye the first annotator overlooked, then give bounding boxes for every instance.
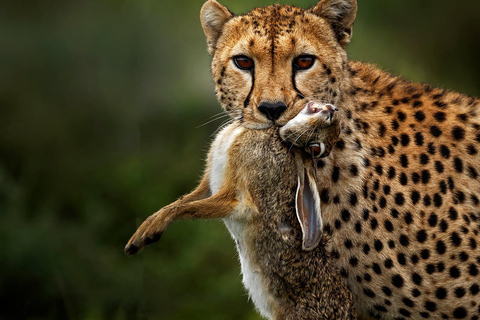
[293,55,316,70]
[233,55,254,71]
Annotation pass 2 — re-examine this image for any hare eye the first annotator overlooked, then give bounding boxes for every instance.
[233,56,254,71]
[294,55,315,70]
[308,142,325,158]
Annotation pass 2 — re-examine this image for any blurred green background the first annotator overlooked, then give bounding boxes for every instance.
[1,0,479,319]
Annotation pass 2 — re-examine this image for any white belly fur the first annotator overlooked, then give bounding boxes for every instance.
[209,125,273,319]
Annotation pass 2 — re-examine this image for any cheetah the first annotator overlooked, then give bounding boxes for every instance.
[201,0,480,318]
[130,0,480,319]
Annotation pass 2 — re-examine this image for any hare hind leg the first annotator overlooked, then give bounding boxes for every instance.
[124,176,237,255]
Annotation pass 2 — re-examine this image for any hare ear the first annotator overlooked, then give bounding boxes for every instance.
[295,164,323,251]
[309,0,357,47]
[200,0,234,55]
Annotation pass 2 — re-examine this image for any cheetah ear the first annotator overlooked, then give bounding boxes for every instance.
[200,0,234,55]
[309,0,357,47]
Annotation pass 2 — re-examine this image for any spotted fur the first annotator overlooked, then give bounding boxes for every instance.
[126,0,480,319]
[200,0,480,319]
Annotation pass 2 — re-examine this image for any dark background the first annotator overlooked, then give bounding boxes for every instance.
[1,0,480,319]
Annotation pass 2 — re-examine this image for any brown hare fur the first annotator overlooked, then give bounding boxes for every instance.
[125,103,356,319]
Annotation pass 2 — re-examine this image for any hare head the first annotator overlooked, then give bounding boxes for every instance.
[280,101,341,159]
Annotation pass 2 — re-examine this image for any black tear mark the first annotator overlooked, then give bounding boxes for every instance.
[292,70,305,99]
[244,68,255,108]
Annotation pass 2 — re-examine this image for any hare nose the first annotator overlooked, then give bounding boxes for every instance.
[307,102,338,114]
[258,101,287,121]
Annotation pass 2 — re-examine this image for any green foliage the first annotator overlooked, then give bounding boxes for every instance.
[0,0,479,319]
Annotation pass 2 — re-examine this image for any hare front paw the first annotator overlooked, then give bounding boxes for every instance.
[125,213,165,255]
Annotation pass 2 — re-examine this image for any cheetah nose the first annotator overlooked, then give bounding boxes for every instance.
[258,101,287,121]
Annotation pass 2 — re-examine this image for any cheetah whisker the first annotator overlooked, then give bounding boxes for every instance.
[197,113,231,128]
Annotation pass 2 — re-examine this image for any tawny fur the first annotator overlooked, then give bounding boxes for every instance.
[127,0,480,319]
[200,1,480,318]
[126,115,356,319]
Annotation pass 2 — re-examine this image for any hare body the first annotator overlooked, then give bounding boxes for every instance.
[212,123,355,319]
[210,124,274,316]
[126,104,354,319]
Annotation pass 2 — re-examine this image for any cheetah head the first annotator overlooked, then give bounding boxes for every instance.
[200,0,357,129]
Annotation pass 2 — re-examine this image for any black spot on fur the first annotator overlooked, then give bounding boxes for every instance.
[467,144,478,155]
[449,266,461,278]
[434,111,447,122]
[436,240,446,254]
[416,230,427,243]
[384,259,393,269]
[400,155,408,168]
[363,243,370,254]
[382,286,392,296]
[411,191,420,204]
[454,157,463,173]
[384,220,394,232]
[415,132,424,146]
[419,153,429,165]
[404,212,413,224]
[395,193,405,205]
[391,120,399,130]
[435,161,445,173]
[428,143,436,155]
[440,145,450,158]
[433,193,443,207]
[399,308,411,317]
[363,288,376,297]
[430,125,442,137]
[411,273,422,286]
[400,134,410,147]
[388,167,396,179]
[454,287,466,298]
[332,166,340,182]
[450,232,462,247]
[411,172,420,184]
[412,100,423,108]
[421,170,431,184]
[453,307,467,318]
[424,301,437,312]
[452,126,466,141]
[470,284,480,295]
[374,239,384,251]
[436,288,447,299]
[414,111,426,122]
